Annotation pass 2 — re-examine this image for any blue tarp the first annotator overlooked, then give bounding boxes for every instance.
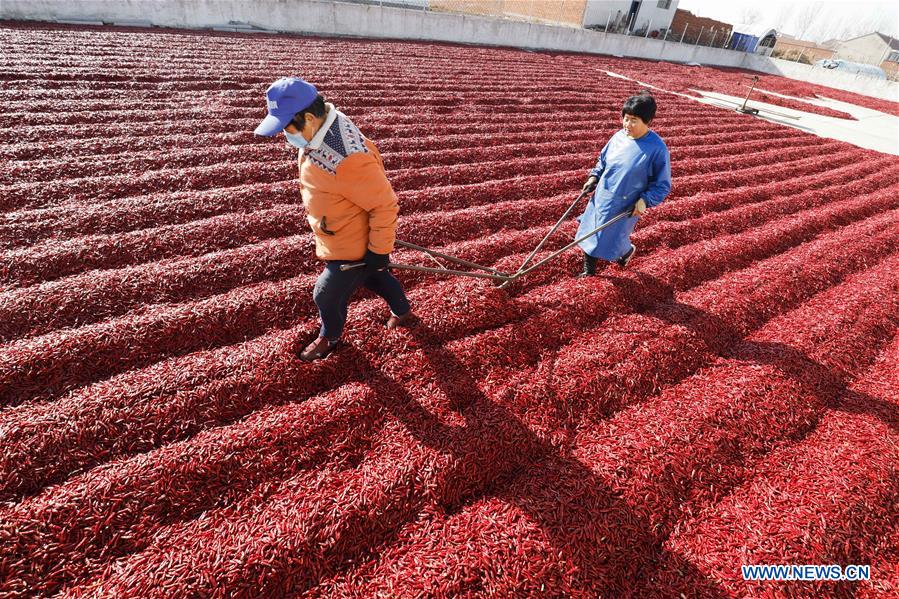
[729,32,759,52]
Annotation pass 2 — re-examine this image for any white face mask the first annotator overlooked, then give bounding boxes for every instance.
[284,130,308,149]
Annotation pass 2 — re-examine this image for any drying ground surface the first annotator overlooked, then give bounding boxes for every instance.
[1,22,897,598]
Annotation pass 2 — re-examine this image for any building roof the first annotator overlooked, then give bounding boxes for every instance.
[875,32,899,50]
[777,37,830,50]
[840,31,899,49]
[731,23,776,39]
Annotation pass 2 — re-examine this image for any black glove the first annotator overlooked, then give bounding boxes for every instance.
[363,249,390,271]
[582,176,598,193]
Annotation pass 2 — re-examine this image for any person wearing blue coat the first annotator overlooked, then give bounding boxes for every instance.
[576,92,672,276]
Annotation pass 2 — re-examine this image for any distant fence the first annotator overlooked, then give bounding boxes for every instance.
[429,0,586,27]
[340,0,586,26]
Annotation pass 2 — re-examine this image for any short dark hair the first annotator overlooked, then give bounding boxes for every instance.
[290,94,326,129]
[622,91,657,124]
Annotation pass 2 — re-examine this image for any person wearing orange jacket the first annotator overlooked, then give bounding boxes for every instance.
[255,77,418,361]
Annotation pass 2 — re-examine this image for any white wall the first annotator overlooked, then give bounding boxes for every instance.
[583,0,678,36]
[2,0,895,102]
[583,1,630,29]
[634,0,678,36]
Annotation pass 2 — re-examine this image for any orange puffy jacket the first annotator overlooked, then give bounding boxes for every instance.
[298,108,398,261]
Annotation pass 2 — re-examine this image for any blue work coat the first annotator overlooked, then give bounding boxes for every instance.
[576,129,672,260]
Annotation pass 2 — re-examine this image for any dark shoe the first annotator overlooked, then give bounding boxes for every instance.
[386,311,419,330]
[616,245,636,269]
[576,253,598,277]
[299,336,339,361]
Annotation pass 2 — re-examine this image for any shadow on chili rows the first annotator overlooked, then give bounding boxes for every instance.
[598,270,899,595]
[291,239,896,594]
[291,325,729,598]
[604,270,898,434]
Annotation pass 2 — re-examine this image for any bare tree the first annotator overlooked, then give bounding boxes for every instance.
[740,8,761,26]
[788,3,898,44]
[775,4,794,26]
[836,11,884,41]
[817,17,849,43]
[792,2,822,39]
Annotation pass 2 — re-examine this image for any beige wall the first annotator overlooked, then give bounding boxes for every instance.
[836,34,890,64]
[773,40,834,63]
[429,0,588,26]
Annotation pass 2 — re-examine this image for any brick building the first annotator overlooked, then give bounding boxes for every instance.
[773,34,836,64]
[669,8,731,46]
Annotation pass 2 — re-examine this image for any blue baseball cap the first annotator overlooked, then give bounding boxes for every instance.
[254,77,319,136]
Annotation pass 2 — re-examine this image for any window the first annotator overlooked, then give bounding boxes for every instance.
[889,51,899,62]
[657,0,672,8]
